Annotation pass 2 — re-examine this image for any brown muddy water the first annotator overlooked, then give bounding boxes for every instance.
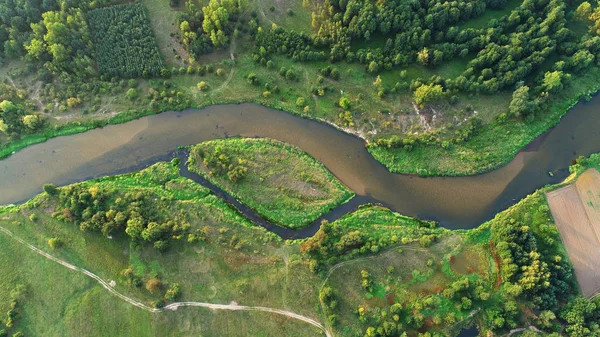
[1,101,598,231]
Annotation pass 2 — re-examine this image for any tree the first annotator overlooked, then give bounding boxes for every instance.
[247,73,259,86]
[165,283,181,301]
[542,71,565,93]
[368,61,379,73]
[48,237,63,249]
[339,97,351,110]
[22,114,42,130]
[126,88,139,100]
[197,81,209,91]
[509,86,532,117]
[202,0,239,47]
[43,183,58,195]
[413,84,444,106]
[575,2,592,22]
[417,48,430,65]
[373,75,382,87]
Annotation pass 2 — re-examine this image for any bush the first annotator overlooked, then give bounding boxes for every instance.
[125,88,139,100]
[43,184,58,195]
[48,237,63,249]
[216,68,225,76]
[29,214,39,222]
[165,283,181,301]
[247,73,259,86]
[146,278,162,294]
[197,81,209,91]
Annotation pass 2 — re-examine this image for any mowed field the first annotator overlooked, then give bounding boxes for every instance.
[546,168,600,297]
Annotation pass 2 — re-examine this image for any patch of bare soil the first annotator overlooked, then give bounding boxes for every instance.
[546,168,600,297]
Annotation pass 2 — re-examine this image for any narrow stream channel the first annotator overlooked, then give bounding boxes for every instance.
[1,99,599,233]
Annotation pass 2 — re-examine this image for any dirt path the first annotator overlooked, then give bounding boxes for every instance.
[0,225,332,337]
[212,36,237,94]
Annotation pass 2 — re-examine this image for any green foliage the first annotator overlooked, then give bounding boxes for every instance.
[490,191,575,314]
[201,0,243,48]
[339,97,351,110]
[51,162,210,250]
[413,84,444,107]
[48,237,63,249]
[87,1,165,78]
[0,100,26,135]
[125,88,139,100]
[197,81,209,91]
[301,206,440,263]
[43,184,58,196]
[164,283,181,301]
[560,296,600,337]
[189,138,353,228]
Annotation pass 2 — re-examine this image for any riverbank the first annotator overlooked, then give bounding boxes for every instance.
[2,63,599,179]
[0,148,591,336]
[368,66,600,176]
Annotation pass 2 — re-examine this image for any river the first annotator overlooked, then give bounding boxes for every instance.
[1,100,598,232]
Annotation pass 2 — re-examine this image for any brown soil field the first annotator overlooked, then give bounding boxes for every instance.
[546,168,600,298]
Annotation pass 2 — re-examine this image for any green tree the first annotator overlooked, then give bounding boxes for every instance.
[22,114,42,130]
[575,2,592,22]
[339,97,351,110]
[542,71,566,93]
[509,86,532,117]
[48,237,63,249]
[126,88,139,100]
[413,84,443,106]
[43,183,58,195]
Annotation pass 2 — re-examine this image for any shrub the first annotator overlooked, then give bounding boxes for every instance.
[216,68,225,76]
[146,278,162,294]
[48,237,63,249]
[43,184,58,195]
[197,81,209,91]
[247,73,259,86]
[22,114,43,130]
[125,88,139,100]
[29,214,39,222]
[165,283,181,301]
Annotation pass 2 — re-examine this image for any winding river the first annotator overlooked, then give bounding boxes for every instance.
[1,100,599,237]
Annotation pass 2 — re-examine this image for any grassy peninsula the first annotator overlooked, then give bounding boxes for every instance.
[188,138,354,228]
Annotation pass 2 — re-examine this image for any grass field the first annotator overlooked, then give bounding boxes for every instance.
[0,162,328,336]
[326,234,493,336]
[188,138,354,228]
